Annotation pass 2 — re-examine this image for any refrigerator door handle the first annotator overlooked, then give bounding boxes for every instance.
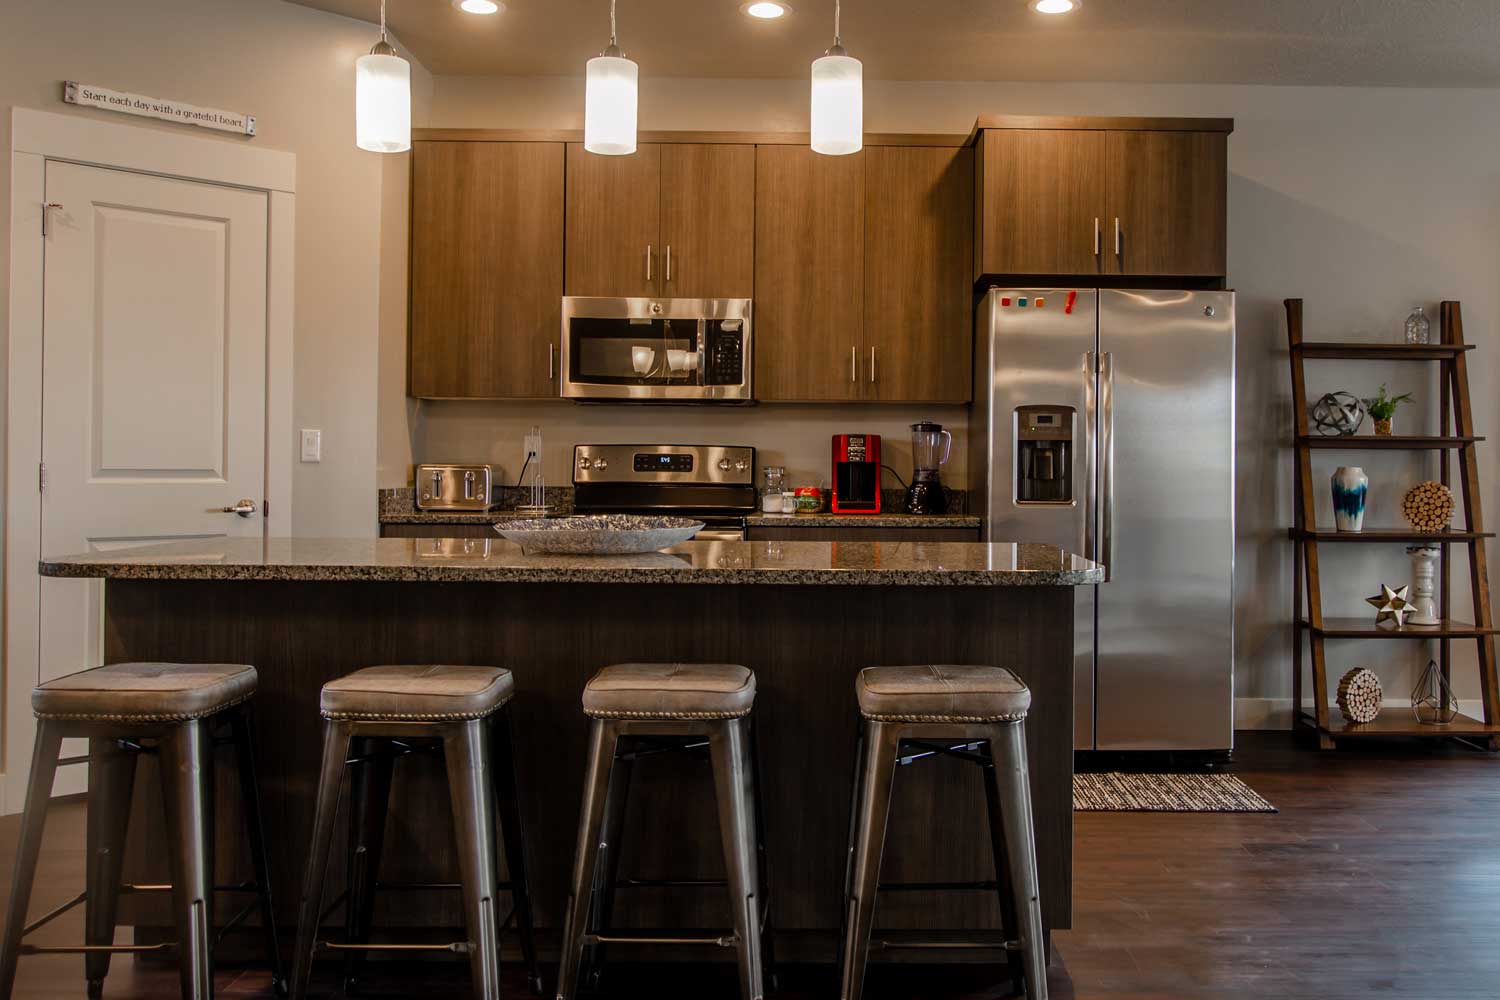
[1083,351,1098,563]
[1099,350,1115,582]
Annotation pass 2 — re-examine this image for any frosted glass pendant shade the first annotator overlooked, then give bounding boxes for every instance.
[585,54,638,155]
[810,53,862,155]
[356,52,411,153]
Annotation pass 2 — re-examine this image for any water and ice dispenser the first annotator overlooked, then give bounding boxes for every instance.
[1015,405,1074,504]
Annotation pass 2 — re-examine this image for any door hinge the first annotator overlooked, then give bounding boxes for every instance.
[263,499,270,518]
[38,462,46,493]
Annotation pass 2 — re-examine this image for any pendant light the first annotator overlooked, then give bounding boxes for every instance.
[810,0,862,155]
[584,0,639,155]
[356,0,411,153]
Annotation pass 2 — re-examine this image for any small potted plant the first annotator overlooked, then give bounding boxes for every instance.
[1364,383,1414,436]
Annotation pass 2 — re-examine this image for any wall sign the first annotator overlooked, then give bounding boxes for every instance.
[63,81,257,136]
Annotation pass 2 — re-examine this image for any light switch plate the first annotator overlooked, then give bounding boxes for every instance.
[300,429,322,463]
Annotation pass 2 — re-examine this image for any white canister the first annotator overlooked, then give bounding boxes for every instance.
[1331,466,1368,532]
[1406,544,1441,625]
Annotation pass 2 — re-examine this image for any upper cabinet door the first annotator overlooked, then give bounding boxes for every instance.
[1105,130,1227,277]
[754,146,865,402]
[409,141,565,399]
[864,145,975,403]
[565,143,661,297]
[659,144,755,298]
[975,129,1109,279]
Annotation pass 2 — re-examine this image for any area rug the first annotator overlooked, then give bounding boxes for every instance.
[1073,772,1277,812]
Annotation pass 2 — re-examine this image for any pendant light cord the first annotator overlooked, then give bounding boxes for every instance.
[610,0,618,46]
[379,0,388,42]
[834,0,842,45]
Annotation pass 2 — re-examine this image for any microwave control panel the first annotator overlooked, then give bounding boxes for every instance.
[705,323,745,386]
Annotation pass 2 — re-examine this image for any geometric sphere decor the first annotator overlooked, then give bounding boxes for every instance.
[1401,481,1456,533]
[1336,667,1383,723]
[1309,391,1367,436]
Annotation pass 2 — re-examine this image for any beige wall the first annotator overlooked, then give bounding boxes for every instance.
[1,0,433,542]
[422,75,1500,716]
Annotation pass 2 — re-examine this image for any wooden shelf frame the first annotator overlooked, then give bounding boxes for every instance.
[1286,299,1499,750]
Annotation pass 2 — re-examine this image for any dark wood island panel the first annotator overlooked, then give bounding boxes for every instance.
[102,578,1075,952]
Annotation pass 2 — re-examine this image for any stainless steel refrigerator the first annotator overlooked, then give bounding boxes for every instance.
[972,288,1235,751]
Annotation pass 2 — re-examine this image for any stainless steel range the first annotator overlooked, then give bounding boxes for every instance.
[571,444,757,540]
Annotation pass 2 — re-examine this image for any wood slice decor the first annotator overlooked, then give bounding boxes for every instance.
[1401,480,1456,533]
[1337,667,1383,723]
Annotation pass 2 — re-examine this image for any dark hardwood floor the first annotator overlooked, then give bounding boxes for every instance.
[3,731,1497,999]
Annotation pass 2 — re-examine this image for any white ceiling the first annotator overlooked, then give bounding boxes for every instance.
[286,0,1500,87]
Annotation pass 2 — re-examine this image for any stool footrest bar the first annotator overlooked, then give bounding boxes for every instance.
[21,891,87,936]
[614,878,727,889]
[878,880,1001,892]
[871,938,1019,951]
[318,941,472,953]
[20,943,174,955]
[584,932,738,948]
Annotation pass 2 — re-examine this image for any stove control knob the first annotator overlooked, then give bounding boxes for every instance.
[578,457,593,470]
[593,458,608,471]
[733,460,749,472]
[718,458,732,471]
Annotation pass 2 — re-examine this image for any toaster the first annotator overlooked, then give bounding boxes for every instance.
[415,464,500,511]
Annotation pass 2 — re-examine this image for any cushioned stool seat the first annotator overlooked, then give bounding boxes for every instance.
[855,665,1030,723]
[31,662,258,722]
[319,664,514,721]
[582,662,756,719]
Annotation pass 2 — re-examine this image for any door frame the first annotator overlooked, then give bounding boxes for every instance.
[3,108,296,812]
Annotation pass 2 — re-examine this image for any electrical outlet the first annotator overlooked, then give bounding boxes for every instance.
[300,429,322,463]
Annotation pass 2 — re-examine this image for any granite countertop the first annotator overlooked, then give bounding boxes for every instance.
[40,538,1101,587]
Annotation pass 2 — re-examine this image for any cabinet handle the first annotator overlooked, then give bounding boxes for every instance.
[646,244,654,282]
[869,346,877,383]
[665,244,673,282]
[1114,218,1121,258]
[850,345,857,383]
[548,343,556,380]
[1094,217,1101,257]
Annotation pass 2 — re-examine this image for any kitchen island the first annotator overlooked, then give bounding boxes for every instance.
[41,537,1100,960]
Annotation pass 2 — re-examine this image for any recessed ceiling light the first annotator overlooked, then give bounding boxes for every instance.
[742,2,793,19]
[453,0,503,14]
[1029,0,1080,13]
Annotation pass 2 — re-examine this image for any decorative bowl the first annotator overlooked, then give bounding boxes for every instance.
[494,514,704,555]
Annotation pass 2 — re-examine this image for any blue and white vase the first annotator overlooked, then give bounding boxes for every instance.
[1331,466,1368,532]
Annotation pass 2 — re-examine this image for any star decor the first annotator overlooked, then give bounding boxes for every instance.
[1365,583,1414,629]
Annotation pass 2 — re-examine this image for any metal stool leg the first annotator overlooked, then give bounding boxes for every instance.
[0,723,65,998]
[342,735,394,996]
[709,718,764,1000]
[746,718,778,993]
[159,719,216,1000]
[230,705,288,996]
[584,732,632,992]
[988,721,1047,1000]
[445,720,502,1000]
[490,708,543,994]
[290,720,354,1000]
[839,720,901,1000]
[85,736,139,999]
[555,719,619,1000]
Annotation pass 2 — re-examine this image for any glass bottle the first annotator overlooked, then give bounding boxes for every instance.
[1404,305,1430,345]
[762,466,786,513]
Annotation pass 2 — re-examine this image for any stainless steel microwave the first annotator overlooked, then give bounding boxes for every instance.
[560,297,753,402]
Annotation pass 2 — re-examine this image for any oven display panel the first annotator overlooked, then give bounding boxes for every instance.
[634,453,694,473]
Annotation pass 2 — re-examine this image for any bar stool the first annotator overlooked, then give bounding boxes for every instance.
[290,665,539,1000]
[556,663,774,1000]
[0,662,285,1000]
[840,665,1047,1000]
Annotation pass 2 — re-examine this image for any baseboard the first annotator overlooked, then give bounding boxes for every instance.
[1236,697,1488,731]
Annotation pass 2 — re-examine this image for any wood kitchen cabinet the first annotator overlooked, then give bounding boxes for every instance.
[409,141,564,398]
[865,145,974,403]
[754,145,866,401]
[565,142,754,298]
[973,117,1231,280]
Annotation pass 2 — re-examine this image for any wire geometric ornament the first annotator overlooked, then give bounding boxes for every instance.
[1365,583,1413,628]
[1411,658,1459,725]
[1310,391,1367,436]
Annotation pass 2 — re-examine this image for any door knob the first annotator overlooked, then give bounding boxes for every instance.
[216,499,258,517]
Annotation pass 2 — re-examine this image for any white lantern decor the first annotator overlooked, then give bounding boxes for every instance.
[584,0,639,156]
[811,0,862,155]
[356,0,411,153]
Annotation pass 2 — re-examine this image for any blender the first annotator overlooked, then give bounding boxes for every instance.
[904,421,952,515]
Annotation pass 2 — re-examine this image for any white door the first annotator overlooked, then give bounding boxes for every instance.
[38,161,269,785]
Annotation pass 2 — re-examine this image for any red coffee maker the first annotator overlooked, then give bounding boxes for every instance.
[831,434,882,513]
